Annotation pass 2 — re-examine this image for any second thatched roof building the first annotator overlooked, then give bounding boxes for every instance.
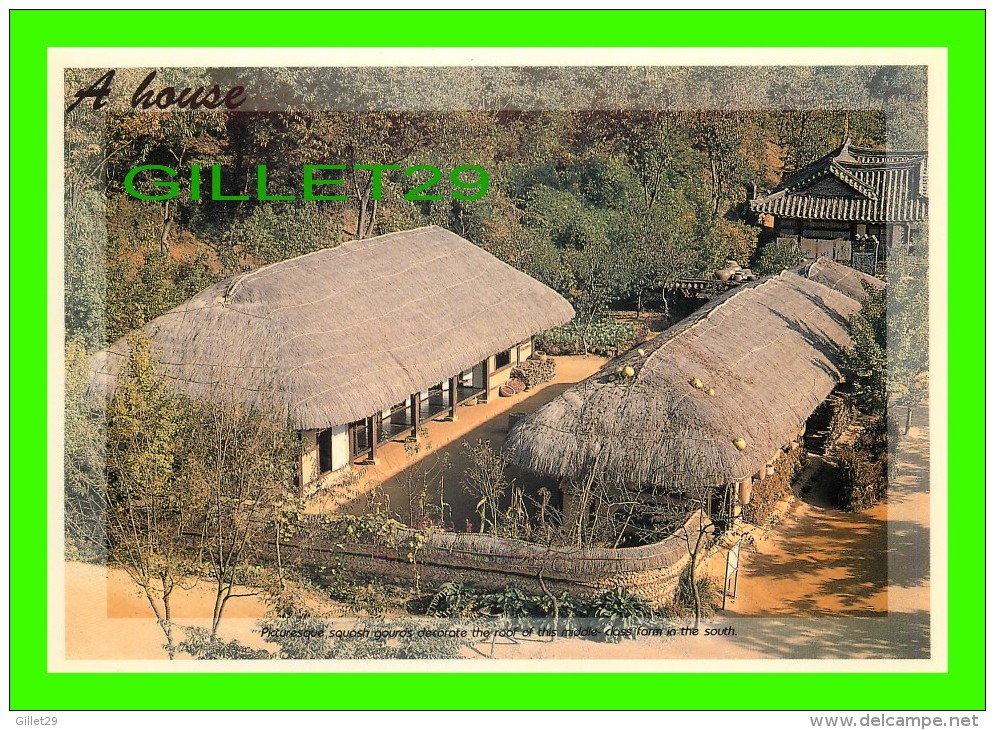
[504,259,882,510]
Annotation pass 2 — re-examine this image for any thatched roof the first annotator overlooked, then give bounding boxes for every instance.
[803,257,884,301]
[504,262,874,492]
[92,227,574,430]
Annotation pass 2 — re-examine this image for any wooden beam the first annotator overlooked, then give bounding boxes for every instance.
[409,393,420,440]
[481,358,490,403]
[367,415,378,464]
[448,376,458,421]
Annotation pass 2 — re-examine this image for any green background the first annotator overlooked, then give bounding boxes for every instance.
[10,9,985,710]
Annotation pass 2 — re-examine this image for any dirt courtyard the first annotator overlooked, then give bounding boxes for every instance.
[321,354,610,527]
[724,455,889,618]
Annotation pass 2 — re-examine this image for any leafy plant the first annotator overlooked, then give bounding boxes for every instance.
[426,581,477,619]
[753,237,805,276]
[591,587,655,643]
[537,317,642,357]
[671,571,721,621]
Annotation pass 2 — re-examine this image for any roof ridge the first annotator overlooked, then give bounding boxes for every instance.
[222,225,443,303]
[634,272,792,374]
[827,162,878,199]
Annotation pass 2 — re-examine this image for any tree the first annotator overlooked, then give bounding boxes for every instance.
[672,493,718,631]
[64,336,106,559]
[181,395,301,638]
[102,334,306,649]
[103,332,198,659]
[753,237,805,277]
[885,246,929,433]
[841,283,888,416]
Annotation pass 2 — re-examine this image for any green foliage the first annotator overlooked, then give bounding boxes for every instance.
[886,248,929,413]
[842,284,888,415]
[311,511,407,547]
[103,197,222,345]
[105,332,186,506]
[103,332,199,658]
[591,587,655,644]
[671,572,722,620]
[835,419,889,511]
[753,238,805,276]
[426,581,479,619]
[99,335,306,647]
[227,202,343,266]
[710,219,760,273]
[423,583,657,642]
[177,626,272,660]
[178,394,302,637]
[65,192,107,350]
[536,317,641,357]
[64,336,106,560]
[318,572,409,618]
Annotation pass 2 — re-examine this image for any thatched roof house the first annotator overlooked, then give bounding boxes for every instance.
[504,260,882,497]
[93,226,574,484]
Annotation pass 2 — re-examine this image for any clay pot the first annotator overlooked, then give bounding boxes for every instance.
[715,268,734,282]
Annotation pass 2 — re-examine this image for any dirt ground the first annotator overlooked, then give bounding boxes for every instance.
[723,454,889,618]
[64,561,273,660]
[324,354,609,526]
[62,407,931,662]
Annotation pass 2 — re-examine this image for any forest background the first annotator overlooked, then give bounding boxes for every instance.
[63,64,927,351]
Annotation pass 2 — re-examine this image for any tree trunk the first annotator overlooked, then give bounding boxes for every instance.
[356,193,369,240]
[709,155,721,215]
[211,584,226,639]
[159,200,172,255]
[904,405,914,435]
[689,555,701,631]
[161,578,176,659]
[367,197,379,238]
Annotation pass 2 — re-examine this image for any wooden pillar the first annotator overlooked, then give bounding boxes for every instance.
[367,414,378,464]
[481,357,490,403]
[448,375,458,421]
[409,393,420,440]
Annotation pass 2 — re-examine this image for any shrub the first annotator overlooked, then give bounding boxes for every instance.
[591,587,655,643]
[835,419,888,511]
[536,317,644,357]
[671,571,721,620]
[177,626,272,660]
[753,238,805,276]
[422,583,658,642]
[741,447,803,526]
[426,581,477,619]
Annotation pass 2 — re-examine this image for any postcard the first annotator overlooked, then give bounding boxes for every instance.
[48,46,948,674]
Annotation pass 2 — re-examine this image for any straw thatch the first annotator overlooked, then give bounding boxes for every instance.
[92,227,574,430]
[504,262,873,493]
[803,257,885,301]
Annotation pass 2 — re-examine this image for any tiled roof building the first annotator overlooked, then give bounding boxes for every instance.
[749,139,928,272]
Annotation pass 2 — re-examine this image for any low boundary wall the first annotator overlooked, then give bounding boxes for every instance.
[280,511,719,603]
